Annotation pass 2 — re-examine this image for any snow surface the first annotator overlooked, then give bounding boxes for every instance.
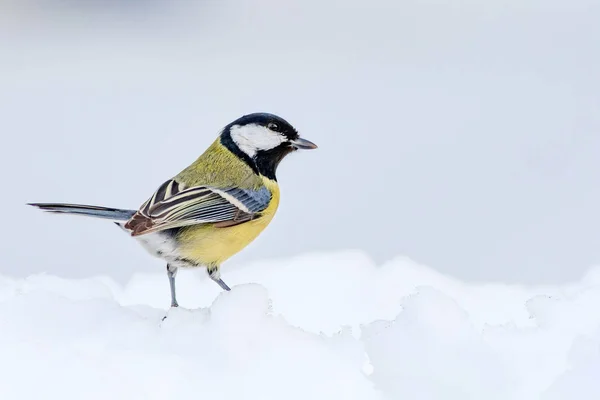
[1,250,600,399]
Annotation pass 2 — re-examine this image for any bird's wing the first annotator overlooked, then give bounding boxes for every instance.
[124,179,271,236]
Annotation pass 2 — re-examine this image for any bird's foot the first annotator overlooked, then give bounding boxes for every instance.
[161,303,180,321]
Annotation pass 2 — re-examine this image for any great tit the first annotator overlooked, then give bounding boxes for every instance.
[29,113,317,308]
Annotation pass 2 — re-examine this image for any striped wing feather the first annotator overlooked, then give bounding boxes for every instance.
[124,179,271,236]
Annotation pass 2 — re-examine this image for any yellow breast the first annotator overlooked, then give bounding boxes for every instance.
[176,178,280,266]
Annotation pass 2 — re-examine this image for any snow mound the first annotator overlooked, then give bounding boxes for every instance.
[1,250,600,399]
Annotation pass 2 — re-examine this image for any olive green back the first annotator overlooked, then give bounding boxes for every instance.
[175,137,263,190]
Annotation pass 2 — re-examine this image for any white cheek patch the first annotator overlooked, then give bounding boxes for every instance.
[230,123,286,158]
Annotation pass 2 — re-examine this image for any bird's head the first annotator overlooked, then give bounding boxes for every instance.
[220,113,317,180]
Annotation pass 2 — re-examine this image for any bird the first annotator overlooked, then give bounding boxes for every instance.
[28,112,317,308]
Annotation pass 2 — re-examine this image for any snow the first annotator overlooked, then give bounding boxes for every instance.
[1,250,600,399]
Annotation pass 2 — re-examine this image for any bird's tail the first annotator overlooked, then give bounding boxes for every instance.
[28,203,136,221]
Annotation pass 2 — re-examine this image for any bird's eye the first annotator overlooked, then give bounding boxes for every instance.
[267,122,279,131]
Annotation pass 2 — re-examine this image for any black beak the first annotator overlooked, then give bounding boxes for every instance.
[290,137,318,150]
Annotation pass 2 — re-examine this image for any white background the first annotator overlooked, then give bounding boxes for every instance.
[1,0,599,284]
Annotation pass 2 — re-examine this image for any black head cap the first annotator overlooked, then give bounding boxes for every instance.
[224,112,299,141]
[220,112,315,181]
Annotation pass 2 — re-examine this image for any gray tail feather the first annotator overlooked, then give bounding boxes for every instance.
[28,203,136,221]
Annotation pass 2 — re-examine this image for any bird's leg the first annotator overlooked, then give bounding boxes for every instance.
[167,263,179,307]
[207,265,231,291]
